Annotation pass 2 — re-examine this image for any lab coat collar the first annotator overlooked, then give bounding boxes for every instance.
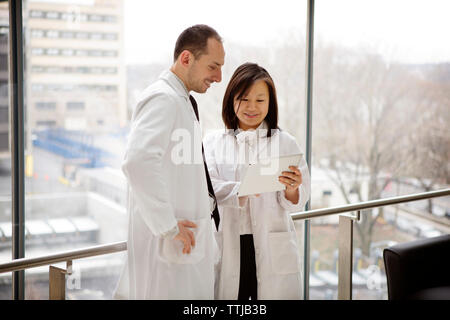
[160,69,190,99]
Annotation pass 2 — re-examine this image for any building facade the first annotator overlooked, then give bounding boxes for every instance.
[25,0,126,135]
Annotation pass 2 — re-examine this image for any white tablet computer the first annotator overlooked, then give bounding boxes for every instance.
[237,153,303,197]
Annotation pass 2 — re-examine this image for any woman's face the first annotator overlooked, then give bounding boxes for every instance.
[234,79,270,131]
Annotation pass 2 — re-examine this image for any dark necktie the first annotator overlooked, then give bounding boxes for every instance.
[189,95,220,231]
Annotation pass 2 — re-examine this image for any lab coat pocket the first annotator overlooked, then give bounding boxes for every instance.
[263,192,278,208]
[158,218,207,265]
[268,231,300,275]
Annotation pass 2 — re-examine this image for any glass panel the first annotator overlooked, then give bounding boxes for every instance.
[65,252,126,300]
[311,0,450,300]
[24,0,127,299]
[20,0,308,299]
[127,0,307,300]
[0,0,11,300]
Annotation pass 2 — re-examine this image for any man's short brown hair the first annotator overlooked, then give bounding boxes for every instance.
[173,24,222,62]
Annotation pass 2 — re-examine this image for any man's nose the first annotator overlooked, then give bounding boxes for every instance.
[213,69,222,83]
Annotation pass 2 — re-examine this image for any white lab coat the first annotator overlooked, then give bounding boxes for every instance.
[114,70,216,299]
[203,125,310,300]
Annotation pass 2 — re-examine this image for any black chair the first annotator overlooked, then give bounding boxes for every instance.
[383,234,450,300]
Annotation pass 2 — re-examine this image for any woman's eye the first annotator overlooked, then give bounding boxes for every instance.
[240,98,248,102]
[257,100,265,103]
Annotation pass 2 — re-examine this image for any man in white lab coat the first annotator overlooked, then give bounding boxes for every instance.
[115,25,225,299]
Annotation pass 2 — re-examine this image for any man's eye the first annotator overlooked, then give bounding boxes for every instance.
[209,66,215,70]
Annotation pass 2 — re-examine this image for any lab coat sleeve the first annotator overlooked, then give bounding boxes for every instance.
[277,138,311,212]
[203,133,240,206]
[122,93,178,237]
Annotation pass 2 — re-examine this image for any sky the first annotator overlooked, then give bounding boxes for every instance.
[123,0,450,65]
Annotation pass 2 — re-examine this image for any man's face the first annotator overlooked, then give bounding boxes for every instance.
[186,38,225,93]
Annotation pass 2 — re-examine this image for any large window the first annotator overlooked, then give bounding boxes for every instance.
[0,0,448,300]
[311,0,450,300]
[23,0,127,299]
[9,0,309,300]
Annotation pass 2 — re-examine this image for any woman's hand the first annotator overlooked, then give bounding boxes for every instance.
[279,166,303,190]
[279,166,302,204]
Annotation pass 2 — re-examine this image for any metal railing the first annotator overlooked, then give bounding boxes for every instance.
[0,188,449,299]
[291,188,450,299]
[0,241,127,300]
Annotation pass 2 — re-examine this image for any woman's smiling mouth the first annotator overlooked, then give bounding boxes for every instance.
[244,112,259,118]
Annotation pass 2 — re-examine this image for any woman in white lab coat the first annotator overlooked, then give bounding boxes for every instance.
[204,63,311,300]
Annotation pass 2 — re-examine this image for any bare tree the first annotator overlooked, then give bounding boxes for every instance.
[313,44,418,256]
[402,70,450,213]
[192,39,448,256]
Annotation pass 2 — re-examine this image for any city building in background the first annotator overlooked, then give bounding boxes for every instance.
[23,0,127,176]
[25,0,126,133]
[0,0,128,299]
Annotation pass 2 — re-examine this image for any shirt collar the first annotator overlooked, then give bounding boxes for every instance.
[159,69,190,99]
[234,120,269,135]
[221,120,274,138]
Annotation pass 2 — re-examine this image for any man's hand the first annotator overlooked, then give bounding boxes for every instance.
[174,220,197,254]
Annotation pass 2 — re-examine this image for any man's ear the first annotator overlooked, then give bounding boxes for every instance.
[179,50,192,67]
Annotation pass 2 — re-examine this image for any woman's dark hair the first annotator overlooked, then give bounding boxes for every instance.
[174,24,222,62]
[222,62,278,137]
